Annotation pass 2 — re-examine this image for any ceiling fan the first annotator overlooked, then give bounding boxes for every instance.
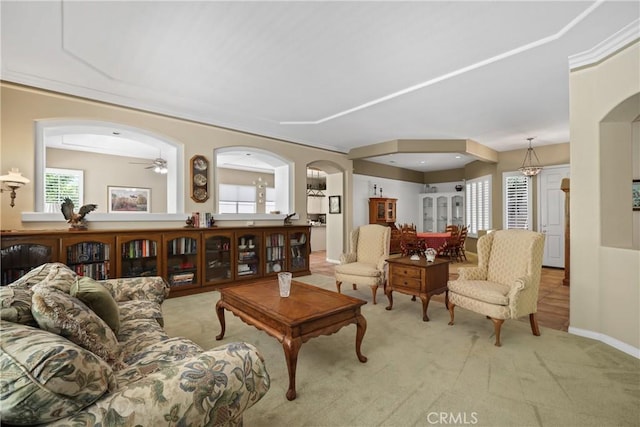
[129,157,168,174]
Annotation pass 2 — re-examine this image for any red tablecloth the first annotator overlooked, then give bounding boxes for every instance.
[417,232,451,254]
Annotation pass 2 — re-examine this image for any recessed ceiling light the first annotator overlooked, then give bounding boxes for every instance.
[420,160,426,164]
[455,155,461,159]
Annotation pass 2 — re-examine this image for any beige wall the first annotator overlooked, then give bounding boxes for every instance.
[0,83,352,234]
[569,41,640,352]
[47,148,168,213]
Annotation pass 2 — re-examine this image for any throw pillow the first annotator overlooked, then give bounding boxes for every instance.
[0,320,117,425]
[31,287,124,369]
[0,287,36,326]
[5,262,57,289]
[71,276,120,333]
[31,263,78,294]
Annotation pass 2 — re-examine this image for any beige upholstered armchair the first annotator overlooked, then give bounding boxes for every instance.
[335,224,391,304]
[447,229,545,346]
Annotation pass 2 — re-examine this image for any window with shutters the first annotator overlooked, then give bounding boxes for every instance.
[465,175,491,238]
[218,184,256,214]
[503,172,532,230]
[44,168,83,213]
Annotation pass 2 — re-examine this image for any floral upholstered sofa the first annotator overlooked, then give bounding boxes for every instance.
[0,263,270,426]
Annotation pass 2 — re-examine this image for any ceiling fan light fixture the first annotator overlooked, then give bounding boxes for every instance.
[519,137,543,177]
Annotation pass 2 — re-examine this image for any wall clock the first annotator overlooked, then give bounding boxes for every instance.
[190,155,209,203]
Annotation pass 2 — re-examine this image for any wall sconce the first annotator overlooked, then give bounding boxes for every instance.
[0,168,30,207]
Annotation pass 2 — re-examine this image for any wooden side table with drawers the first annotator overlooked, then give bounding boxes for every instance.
[385,257,449,321]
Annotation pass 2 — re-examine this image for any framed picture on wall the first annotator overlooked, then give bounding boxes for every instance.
[633,180,640,211]
[329,195,341,214]
[108,186,151,213]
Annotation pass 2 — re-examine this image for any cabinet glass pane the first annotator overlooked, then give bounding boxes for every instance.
[1,244,52,285]
[265,232,285,274]
[205,235,232,282]
[423,197,434,232]
[437,196,449,232]
[289,231,308,272]
[121,239,158,278]
[237,233,260,278]
[66,241,110,280]
[166,237,198,287]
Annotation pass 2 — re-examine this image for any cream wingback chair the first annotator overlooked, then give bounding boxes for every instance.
[447,229,545,346]
[335,224,391,304]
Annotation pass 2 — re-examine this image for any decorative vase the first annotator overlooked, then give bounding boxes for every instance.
[425,248,437,262]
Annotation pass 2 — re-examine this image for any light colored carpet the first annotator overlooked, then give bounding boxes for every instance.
[162,274,639,427]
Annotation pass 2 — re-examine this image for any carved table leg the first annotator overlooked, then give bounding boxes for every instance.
[419,295,431,322]
[355,314,368,363]
[385,288,394,311]
[215,300,226,341]
[282,336,302,401]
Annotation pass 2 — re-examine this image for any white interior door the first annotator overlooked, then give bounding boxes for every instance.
[538,166,569,268]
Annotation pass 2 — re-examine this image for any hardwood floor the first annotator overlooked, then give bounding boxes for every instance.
[309,251,569,332]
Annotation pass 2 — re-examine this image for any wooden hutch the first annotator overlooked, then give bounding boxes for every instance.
[368,197,401,253]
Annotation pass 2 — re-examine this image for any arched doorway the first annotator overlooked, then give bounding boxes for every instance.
[308,160,345,263]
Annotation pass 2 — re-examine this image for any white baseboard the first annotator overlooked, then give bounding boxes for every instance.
[569,326,640,359]
[326,258,340,264]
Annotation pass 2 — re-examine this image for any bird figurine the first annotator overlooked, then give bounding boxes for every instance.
[284,213,296,226]
[61,198,97,230]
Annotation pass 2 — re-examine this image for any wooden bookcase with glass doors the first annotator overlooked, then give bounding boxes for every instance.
[0,226,311,297]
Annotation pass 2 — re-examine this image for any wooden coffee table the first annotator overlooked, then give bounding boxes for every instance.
[215,279,367,400]
[385,257,449,321]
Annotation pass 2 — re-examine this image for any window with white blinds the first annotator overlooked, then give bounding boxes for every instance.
[219,184,256,214]
[44,168,83,213]
[465,175,491,237]
[503,172,532,230]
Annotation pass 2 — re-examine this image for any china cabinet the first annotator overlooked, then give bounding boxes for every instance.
[419,193,465,232]
[368,197,397,225]
[368,197,400,253]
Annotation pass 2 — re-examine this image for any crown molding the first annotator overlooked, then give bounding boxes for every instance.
[569,19,640,70]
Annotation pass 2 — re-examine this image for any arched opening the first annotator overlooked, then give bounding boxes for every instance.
[599,93,640,249]
[308,160,345,263]
[34,120,184,216]
[214,147,293,218]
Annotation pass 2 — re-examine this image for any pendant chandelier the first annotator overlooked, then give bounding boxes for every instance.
[519,137,543,177]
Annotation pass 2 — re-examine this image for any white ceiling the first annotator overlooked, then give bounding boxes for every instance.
[2,1,638,172]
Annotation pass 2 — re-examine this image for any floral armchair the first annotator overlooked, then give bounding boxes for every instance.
[447,229,545,346]
[335,224,391,304]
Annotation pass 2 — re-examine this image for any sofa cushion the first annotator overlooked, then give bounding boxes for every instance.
[0,320,117,425]
[6,262,62,290]
[31,263,78,294]
[31,288,124,368]
[0,287,36,326]
[71,276,120,333]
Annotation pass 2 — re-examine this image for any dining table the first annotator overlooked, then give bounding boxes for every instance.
[416,232,451,255]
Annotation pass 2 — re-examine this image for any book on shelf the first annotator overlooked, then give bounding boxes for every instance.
[170,272,194,285]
